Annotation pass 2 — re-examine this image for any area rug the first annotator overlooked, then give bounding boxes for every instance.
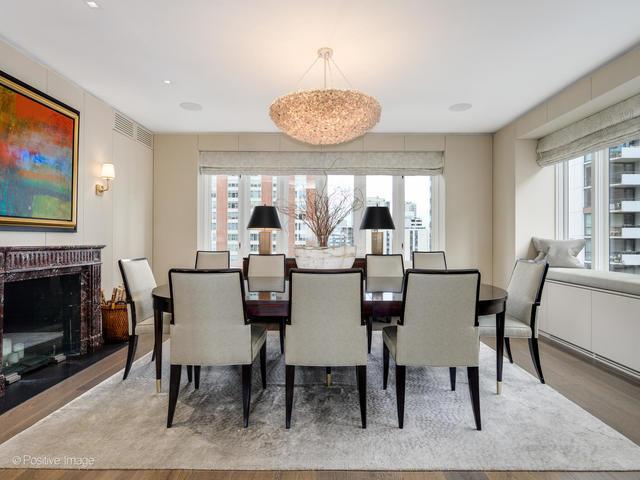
[1,332,640,471]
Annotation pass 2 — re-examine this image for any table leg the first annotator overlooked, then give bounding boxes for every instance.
[496,310,505,395]
[154,307,163,393]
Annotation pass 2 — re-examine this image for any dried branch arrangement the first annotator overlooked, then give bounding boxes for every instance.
[277,182,363,247]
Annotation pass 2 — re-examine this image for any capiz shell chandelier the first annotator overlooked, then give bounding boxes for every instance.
[269,47,381,145]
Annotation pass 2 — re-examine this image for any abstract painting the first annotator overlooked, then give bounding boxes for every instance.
[0,70,79,230]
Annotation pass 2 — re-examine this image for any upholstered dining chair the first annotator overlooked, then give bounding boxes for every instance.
[365,253,404,277]
[195,250,230,269]
[478,259,549,383]
[285,269,368,429]
[364,254,404,352]
[383,269,482,430]
[247,253,286,278]
[119,258,170,381]
[247,253,287,353]
[412,250,447,270]
[167,269,267,428]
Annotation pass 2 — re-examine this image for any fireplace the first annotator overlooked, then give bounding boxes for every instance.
[0,246,104,396]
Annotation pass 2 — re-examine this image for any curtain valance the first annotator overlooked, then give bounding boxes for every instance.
[199,150,444,176]
[537,93,640,166]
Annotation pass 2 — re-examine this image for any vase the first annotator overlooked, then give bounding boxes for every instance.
[294,245,357,269]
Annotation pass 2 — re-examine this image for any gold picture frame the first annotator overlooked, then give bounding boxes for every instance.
[0,70,79,231]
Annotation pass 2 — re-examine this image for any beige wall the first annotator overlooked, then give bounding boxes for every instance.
[153,133,493,283]
[492,43,640,287]
[443,135,493,281]
[0,39,153,290]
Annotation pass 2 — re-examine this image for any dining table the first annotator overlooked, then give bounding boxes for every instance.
[151,276,508,394]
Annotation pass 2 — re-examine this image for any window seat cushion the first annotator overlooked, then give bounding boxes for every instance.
[547,267,640,296]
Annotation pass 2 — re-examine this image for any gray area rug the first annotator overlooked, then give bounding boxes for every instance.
[1,332,640,471]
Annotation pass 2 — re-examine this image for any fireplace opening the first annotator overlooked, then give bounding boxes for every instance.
[2,274,81,377]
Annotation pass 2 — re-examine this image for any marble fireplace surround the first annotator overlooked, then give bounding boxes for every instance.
[0,245,104,396]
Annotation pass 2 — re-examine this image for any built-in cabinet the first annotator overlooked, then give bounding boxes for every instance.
[539,280,640,375]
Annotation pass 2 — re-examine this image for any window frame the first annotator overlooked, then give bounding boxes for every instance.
[198,173,445,264]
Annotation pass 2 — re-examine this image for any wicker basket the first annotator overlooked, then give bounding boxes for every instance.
[101,303,129,343]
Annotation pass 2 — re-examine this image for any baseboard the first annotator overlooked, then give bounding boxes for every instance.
[540,331,640,383]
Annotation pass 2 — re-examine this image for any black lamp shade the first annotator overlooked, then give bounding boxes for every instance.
[247,205,282,230]
[359,206,395,230]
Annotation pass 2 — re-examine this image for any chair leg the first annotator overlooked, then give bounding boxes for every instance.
[449,367,457,391]
[467,366,481,431]
[356,365,367,428]
[167,364,182,428]
[285,365,295,429]
[326,367,332,386]
[528,338,545,384]
[241,364,252,428]
[383,342,389,390]
[186,365,193,383]
[151,343,156,362]
[194,366,201,389]
[123,334,138,380]
[260,342,267,389]
[279,318,285,354]
[367,318,373,354]
[505,338,514,364]
[396,364,406,429]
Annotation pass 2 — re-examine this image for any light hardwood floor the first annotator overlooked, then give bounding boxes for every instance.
[0,333,639,479]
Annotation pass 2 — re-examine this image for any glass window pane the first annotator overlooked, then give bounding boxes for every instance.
[566,156,592,268]
[609,139,640,274]
[327,175,355,247]
[285,175,317,253]
[366,176,393,254]
[248,175,279,254]
[404,176,432,259]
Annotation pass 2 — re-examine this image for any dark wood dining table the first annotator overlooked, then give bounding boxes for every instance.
[151,277,508,394]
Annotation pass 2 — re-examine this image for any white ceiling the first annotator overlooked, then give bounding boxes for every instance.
[2,0,640,134]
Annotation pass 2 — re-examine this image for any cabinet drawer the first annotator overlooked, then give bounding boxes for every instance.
[592,291,640,372]
[543,282,592,350]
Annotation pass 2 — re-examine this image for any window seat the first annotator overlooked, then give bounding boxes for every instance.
[547,267,640,297]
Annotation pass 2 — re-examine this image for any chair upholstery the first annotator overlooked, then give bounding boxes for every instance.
[169,269,266,366]
[248,254,285,277]
[119,258,157,334]
[286,269,367,367]
[479,259,548,338]
[479,314,532,338]
[383,270,480,367]
[366,254,404,277]
[195,250,230,270]
[412,251,447,270]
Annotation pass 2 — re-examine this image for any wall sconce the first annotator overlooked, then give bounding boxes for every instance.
[95,163,115,195]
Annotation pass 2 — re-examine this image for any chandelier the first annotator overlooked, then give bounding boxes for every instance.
[269,47,381,145]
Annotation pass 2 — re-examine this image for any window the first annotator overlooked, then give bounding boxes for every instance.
[200,173,440,264]
[404,176,432,259]
[565,155,593,267]
[327,175,355,247]
[557,138,640,274]
[366,176,393,254]
[608,140,640,274]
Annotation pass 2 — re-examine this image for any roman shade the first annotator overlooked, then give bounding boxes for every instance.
[537,93,640,166]
[199,151,444,176]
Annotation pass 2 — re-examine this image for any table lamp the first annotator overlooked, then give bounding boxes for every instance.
[247,205,282,254]
[360,206,395,255]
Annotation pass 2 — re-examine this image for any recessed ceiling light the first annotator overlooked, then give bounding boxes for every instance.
[179,102,202,111]
[163,80,172,85]
[85,1,99,8]
[449,102,472,112]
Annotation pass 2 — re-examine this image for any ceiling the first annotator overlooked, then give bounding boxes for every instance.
[2,0,640,134]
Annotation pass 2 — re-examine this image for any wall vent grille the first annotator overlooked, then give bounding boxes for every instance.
[113,111,134,138]
[135,125,153,149]
[113,111,153,149]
